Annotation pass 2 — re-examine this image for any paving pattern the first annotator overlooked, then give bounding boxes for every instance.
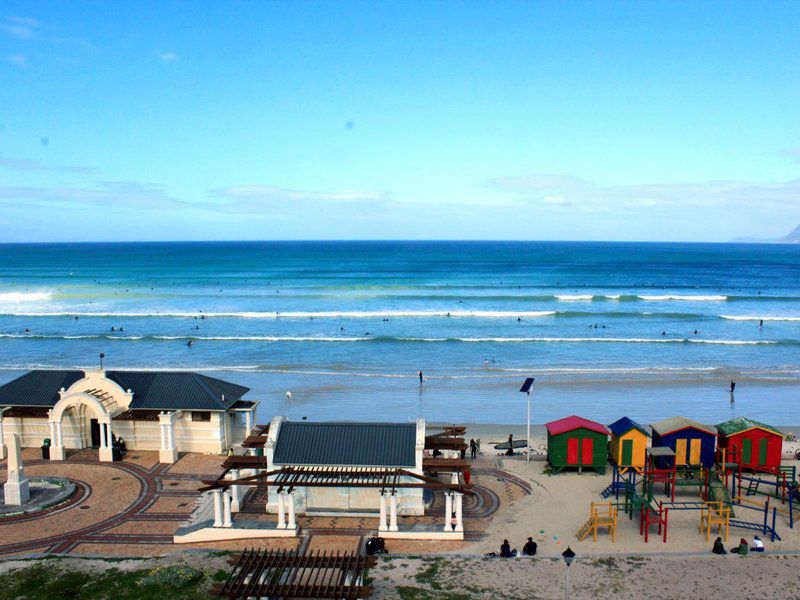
[0,451,529,557]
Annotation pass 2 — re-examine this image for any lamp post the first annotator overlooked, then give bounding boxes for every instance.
[519,378,534,463]
[561,546,575,600]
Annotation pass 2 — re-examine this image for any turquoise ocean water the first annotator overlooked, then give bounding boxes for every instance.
[0,241,798,425]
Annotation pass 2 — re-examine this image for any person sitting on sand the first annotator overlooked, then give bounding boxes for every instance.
[730,538,748,555]
[751,536,764,552]
[499,539,516,558]
[522,537,537,556]
[506,434,514,456]
[712,537,727,555]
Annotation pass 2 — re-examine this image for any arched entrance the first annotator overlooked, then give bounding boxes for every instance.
[48,393,116,462]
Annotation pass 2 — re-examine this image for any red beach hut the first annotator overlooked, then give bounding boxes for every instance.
[716,416,783,473]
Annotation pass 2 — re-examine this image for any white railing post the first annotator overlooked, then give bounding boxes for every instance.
[379,492,387,531]
[443,492,453,531]
[389,493,399,532]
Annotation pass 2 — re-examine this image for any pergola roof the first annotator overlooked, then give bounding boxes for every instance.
[200,465,472,495]
[213,549,375,599]
[273,421,417,467]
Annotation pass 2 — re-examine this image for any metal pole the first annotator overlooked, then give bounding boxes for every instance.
[526,391,531,463]
[564,564,570,600]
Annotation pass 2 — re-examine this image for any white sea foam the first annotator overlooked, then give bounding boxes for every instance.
[638,295,728,301]
[0,291,53,303]
[555,294,594,301]
[721,315,800,322]
[0,309,559,319]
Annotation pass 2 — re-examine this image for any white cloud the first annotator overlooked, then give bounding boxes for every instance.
[485,174,800,213]
[0,155,92,173]
[215,184,389,204]
[158,51,179,63]
[1,16,40,40]
[4,55,26,66]
[0,181,185,210]
[542,195,570,206]
[781,148,800,164]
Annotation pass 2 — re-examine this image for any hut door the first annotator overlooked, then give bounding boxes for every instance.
[758,439,768,466]
[567,438,579,464]
[741,439,752,464]
[689,439,701,465]
[675,439,687,465]
[621,439,633,466]
[581,438,593,464]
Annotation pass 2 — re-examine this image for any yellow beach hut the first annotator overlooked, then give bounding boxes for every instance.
[607,417,649,473]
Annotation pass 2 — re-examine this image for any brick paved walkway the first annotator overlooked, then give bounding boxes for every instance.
[0,451,529,557]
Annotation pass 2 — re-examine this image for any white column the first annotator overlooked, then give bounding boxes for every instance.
[3,434,29,505]
[158,413,178,464]
[443,492,453,531]
[222,491,233,527]
[287,491,296,529]
[160,424,167,450]
[245,410,252,438]
[454,492,464,532]
[55,421,63,447]
[389,493,399,532]
[48,417,65,461]
[277,492,287,529]
[212,489,224,527]
[379,492,387,531]
[168,421,175,451]
[0,413,5,461]
[98,421,114,462]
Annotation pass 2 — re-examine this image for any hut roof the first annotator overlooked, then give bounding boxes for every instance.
[546,415,608,436]
[716,416,781,437]
[273,421,417,467]
[650,416,716,437]
[608,417,649,438]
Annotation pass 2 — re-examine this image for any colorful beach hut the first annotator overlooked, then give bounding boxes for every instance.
[546,416,609,474]
[716,417,783,473]
[607,417,649,473]
[650,416,716,468]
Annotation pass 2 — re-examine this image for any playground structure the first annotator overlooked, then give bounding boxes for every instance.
[596,443,792,544]
[699,500,730,542]
[576,501,618,542]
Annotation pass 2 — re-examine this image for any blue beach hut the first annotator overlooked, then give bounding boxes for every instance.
[650,416,716,469]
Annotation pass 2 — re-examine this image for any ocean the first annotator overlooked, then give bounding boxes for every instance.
[0,241,798,425]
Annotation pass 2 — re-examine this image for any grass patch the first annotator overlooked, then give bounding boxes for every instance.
[397,586,474,600]
[0,563,217,600]
[414,557,445,590]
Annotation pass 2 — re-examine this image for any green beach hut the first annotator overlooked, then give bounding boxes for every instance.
[546,415,609,474]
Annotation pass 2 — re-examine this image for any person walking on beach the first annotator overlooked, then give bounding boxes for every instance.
[730,380,736,393]
[469,438,478,459]
[506,434,514,456]
[418,370,424,384]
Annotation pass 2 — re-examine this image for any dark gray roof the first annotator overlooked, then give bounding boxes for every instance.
[0,369,249,411]
[0,370,84,407]
[273,422,417,467]
[106,371,249,411]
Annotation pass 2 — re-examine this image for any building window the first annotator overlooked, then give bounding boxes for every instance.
[191,411,211,422]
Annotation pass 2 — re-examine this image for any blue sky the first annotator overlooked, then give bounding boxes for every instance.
[1,1,799,242]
